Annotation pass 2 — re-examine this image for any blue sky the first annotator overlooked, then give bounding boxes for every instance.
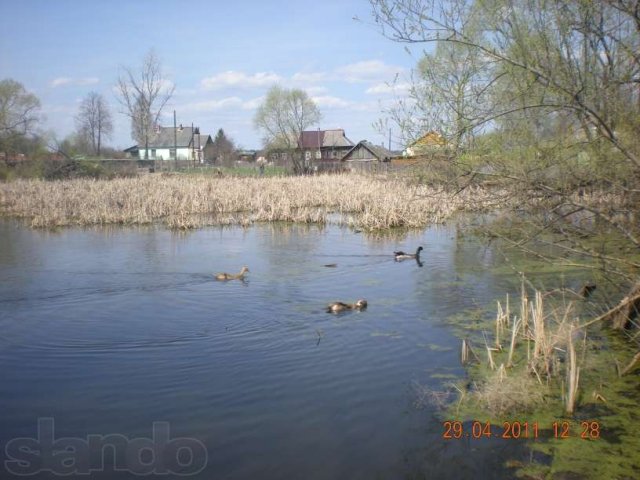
[0,0,419,150]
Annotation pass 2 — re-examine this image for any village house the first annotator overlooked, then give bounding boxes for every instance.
[236,149,257,163]
[263,129,355,169]
[341,140,394,171]
[265,148,292,166]
[124,125,214,163]
[403,131,447,157]
[0,152,26,165]
[299,129,354,163]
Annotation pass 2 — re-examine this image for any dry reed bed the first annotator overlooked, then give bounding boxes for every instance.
[0,174,495,229]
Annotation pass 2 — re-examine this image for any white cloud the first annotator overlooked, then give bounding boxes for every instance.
[241,96,265,110]
[174,87,199,96]
[201,71,282,90]
[50,77,100,88]
[336,60,404,83]
[305,86,329,95]
[291,72,329,84]
[366,82,411,95]
[182,97,244,112]
[50,78,72,87]
[350,99,385,113]
[311,95,352,109]
[180,95,268,113]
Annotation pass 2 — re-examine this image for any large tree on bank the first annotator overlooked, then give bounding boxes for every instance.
[254,85,321,173]
[0,78,41,152]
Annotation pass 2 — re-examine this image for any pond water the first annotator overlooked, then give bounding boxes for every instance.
[0,220,546,479]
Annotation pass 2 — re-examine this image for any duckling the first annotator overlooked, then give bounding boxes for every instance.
[215,266,249,281]
[326,299,368,313]
[394,246,423,261]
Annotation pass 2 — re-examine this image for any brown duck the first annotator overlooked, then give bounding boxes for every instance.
[215,266,249,281]
[326,299,368,313]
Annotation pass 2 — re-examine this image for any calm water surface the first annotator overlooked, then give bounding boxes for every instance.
[0,220,530,479]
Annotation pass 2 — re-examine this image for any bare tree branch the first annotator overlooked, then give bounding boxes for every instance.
[116,50,174,159]
[75,92,113,156]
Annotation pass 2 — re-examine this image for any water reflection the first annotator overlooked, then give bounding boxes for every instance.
[0,220,560,479]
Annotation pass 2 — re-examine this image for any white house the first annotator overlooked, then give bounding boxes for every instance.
[126,125,214,163]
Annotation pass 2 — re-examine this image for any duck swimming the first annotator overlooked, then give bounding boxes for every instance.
[215,266,249,281]
[394,246,423,261]
[326,299,368,313]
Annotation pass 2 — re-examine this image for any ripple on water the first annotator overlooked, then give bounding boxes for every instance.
[0,221,524,480]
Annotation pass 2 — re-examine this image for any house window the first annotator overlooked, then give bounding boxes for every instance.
[315,150,321,159]
[305,151,312,161]
[332,150,337,158]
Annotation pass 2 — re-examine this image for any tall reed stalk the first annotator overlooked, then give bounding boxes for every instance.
[466,287,584,415]
[565,328,580,415]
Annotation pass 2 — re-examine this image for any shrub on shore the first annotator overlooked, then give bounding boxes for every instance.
[0,158,137,182]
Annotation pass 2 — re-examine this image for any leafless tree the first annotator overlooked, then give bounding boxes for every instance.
[75,92,113,156]
[117,50,174,159]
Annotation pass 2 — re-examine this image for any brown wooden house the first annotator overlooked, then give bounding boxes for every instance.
[341,140,394,171]
[299,129,354,165]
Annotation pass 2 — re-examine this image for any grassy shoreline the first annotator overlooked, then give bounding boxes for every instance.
[0,173,497,230]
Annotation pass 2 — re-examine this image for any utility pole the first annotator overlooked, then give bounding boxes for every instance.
[173,110,177,170]
[388,128,392,151]
[195,126,201,164]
